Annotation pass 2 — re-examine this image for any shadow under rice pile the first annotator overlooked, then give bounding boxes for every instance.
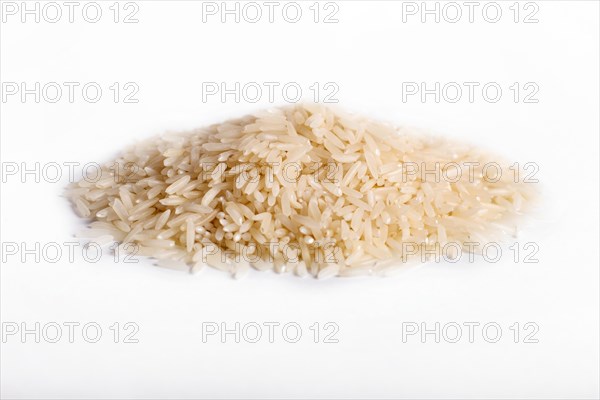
[68,104,536,278]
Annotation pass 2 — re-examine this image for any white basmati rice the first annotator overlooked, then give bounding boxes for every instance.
[68,104,536,278]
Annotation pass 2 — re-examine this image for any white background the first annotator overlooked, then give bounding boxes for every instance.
[1,1,599,398]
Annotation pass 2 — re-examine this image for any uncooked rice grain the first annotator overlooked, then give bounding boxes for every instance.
[68,104,536,278]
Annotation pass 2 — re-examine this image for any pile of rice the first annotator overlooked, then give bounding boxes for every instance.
[68,104,535,278]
